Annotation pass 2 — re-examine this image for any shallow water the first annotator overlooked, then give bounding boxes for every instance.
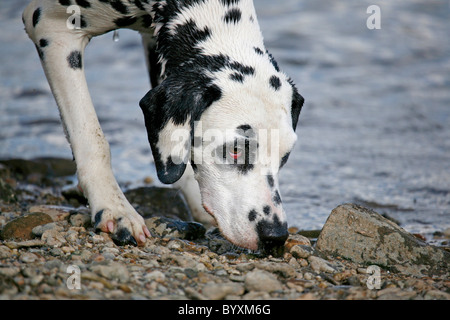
[1,0,449,241]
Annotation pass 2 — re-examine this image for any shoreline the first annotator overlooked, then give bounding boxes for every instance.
[0,158,449,300]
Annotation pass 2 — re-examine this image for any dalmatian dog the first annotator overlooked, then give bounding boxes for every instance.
[22,0,304,255]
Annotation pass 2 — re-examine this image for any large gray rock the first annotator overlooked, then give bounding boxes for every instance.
[316,203,449,277]
[125,187,193,221]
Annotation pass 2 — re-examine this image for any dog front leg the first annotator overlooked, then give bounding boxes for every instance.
[23,1,150,245]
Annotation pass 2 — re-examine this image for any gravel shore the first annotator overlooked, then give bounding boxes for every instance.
[0,158,449,300]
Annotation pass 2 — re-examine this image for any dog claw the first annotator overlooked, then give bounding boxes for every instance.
[111,227,138,246]
[107,221,114,233]
[93,209,148,246]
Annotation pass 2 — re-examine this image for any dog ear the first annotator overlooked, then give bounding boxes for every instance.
[290,81,304,131]
[139,77,222,184]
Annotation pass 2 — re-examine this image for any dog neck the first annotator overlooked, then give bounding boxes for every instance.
[152,0,266,79]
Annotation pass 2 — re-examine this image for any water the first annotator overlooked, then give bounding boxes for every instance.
[1,0,449,241]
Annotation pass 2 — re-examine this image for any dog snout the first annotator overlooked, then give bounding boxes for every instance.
[256,217,288,256]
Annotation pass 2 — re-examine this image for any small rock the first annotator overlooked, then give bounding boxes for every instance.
[144,270,166,282]
[69,212,91,228]
[41,229,67,247]
[32,222,61,237]
[29,205,72,222]
[4,239,45,249]
[424,290,450,300]
[285,234,311,250]
[308,256,338,274]
[0,245,13,259]
[255,261,297,278]
[1,212,53,240]
[202,282,244,300]
[244,269,282,293]
[290,245,314,259]
[19,252,38,263]
[90,262,130,283]
[0,266,21,277]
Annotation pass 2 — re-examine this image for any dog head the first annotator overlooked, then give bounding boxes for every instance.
[140,0,303,254]
[140,59,303,254]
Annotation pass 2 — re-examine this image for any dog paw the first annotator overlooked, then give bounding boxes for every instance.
[93,209,151,246]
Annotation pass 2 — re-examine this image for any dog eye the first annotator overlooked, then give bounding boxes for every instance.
[229,146,243,160]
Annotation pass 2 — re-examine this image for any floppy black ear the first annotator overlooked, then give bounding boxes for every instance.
[290,81,304,131]
[139,77,222,184]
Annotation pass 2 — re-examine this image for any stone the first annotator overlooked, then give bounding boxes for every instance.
[41,229,67,247]
[290,245,314,259]
[29,205,72,222]
[316,204,450,276]
[90,262,130,283]
[69,212,91,228]
[308,256,338,274]
[255,261,297,278]
[125,187,193,221]
[145,216,206,241]
[202,282,245,300]
[244,269,282,293]
[0,245,12,259]
[19,252,39,263]
[1,212,53,240]
[32,222,61,237]
[144,270,166,283]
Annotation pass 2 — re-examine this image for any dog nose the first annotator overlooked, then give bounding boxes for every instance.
[257,219,288,256]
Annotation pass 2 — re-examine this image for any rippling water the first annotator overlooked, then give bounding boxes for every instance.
[1,0,449,241]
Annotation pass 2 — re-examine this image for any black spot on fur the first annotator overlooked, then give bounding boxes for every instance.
[39,38,49,47]
[267,175,274,188]
[94,210,104,229]
[280,152,290,169]
[221,0,240,5]
[236,139,254,174]
[248,209,257,222]
[109,0,129,15]
[230,73,244,82]
[75,0,90,8]
[224,8,242,24]
[80,15,87,28]
[32,8,41,28]
[114,16,138,27]
[59,0,71,6]
[229,61,255,76]
[267,51,280,72]
[254,47,264,55]
[67,51,82,69]
[269,75,281,90]
[273,190,282,205]
[237,124,251,132]
[236,124,255,139]
[263,206,271,216]
[133,0,146,11]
